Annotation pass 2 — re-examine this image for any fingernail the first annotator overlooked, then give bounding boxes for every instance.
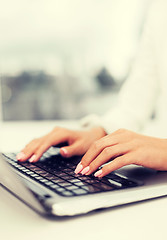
[75,162,83,174]
[81,166,90,175]
[16,152,25,161]
[94,169,103,177]
[61,148,68,157]
[29,155,36,163]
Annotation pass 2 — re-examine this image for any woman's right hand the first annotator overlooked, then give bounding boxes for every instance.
[16,126,106,163]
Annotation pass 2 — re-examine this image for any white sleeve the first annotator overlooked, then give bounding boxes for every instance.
[80,2,160,134]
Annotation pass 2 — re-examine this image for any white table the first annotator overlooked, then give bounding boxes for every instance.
[0,121,166,240]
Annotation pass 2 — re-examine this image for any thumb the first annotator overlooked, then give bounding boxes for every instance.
[60,141,84,158]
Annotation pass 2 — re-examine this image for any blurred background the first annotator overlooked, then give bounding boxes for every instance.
[0,0,153,121]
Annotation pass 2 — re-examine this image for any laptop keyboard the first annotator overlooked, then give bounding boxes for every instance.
[3,149,140,197]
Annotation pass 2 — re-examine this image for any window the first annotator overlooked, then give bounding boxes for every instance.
[0,0,153,121]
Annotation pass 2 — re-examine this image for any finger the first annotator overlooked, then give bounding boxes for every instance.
[49,130,70,146]
[17,128,72,161]
[60,140,86,158]
[94,153,133,177]
[29,143,51,163]
[85,143,131,175]
[25,132,68,162]
[80,135,119,167]
[17,139,40,161]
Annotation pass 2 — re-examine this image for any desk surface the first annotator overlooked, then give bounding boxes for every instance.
[0,121,166,240]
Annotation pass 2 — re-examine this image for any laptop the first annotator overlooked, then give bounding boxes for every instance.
[0,147,167,217]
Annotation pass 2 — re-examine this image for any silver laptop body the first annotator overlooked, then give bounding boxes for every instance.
[0,150,167,217]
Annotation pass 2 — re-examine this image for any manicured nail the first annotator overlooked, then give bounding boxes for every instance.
[29,155,36,163]
[94,169,103,177]
[16,152,25,161]
[75,162,83,174]
[81,166,90,175]
[61,148,68,157]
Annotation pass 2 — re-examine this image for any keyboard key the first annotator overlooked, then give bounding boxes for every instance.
[35,176,43,180]
[62,168,73,173]
[30,173,39,177]
[73,181,86,187]
[52,178,67,184]
[65,185,79,190]
[46,175,59,180]
[92,182,114,191]
[39,178,48,183]
[61,191,74,197]
[72,189,87,195]
[107,179,122,188]
[44,181,54,186]
[69,179,81,184]
[61,175,74,180]
[58,181,72,187]
[50,185,64,190]
[81,185,101,193]
[77,175,91,181]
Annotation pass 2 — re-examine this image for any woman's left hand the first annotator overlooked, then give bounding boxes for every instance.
[75,129,167,177]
